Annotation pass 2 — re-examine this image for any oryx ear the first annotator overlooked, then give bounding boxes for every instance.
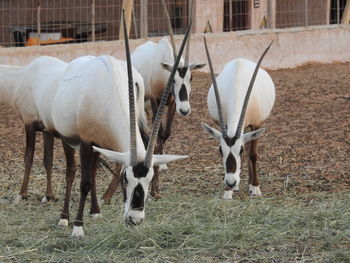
[153,154,188,166]
[161,62,173,72]
[201,122,221,142]
[92,146,129,166]
[190,63,206,70]
[242,128,265,144]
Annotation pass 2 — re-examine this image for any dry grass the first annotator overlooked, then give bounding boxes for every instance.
[0,192,350,262]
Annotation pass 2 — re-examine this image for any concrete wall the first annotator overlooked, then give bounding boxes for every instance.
[250,0,268,30]
[194,0,224,33]
[0,24,349,72]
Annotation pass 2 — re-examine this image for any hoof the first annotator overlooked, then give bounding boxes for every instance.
[159,163,168,171]
[71,226,84,237]
[58,218,69,227]
[150,192,161,200]
[13,195,24,204]
[91,213,102,220]
[98,199,105,207]
[249,185,262,196]
[98,198,111,207]
[223,190,233,200]
[41,196,56,203]
[41,196,48,203]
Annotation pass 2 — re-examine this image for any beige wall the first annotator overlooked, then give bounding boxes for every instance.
[250,0,268,30]
[1,25,349,71]
[194,0,224,33]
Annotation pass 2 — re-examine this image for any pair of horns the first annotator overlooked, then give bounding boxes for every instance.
[123,10,192,168]
[204,37,273,139]
[161,0,193,67]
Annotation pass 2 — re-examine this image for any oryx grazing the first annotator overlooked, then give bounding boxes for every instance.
[52,13,190,237]
[129,0,205,198]
[0,56,69,203]
[201,37,275,200]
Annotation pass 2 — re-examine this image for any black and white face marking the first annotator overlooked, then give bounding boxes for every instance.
[202,123,266,194]
[173,67,191,116]
[220,136,243,190]
[162,62,205,116]
[122,163,153,226]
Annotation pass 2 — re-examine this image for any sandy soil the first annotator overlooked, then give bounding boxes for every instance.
[0,62,349,202]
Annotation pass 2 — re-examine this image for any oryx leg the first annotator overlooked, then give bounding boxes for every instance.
[42,131,55,203]
[246,134,262,196]
[58,142,76,226]
[159,97,176,171]
[150,98,162,199]
[90,151,101,219]
[15,123,36,203]
[101,164,122,205]
[150,97,176,198]
[163,97,176,143]
[72,142,97,237]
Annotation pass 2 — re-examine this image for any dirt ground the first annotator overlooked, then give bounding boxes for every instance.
[0,62,349,202]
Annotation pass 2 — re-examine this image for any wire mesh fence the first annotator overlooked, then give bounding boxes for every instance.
[0,0,348,47]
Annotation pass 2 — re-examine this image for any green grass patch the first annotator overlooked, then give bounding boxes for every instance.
[0,192,349,262]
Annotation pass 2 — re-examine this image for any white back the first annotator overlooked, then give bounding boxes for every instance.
[208,58,275,136]
[52,55,146,155]
[131,37,177,99]
[0,56,67,125]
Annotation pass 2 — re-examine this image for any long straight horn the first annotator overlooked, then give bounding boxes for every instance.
[161,0,177,59]
[144,21,192,168]
[123,9,137,166]
[235,41,274,138]
[204,36,227,137]
[184,0,193,67]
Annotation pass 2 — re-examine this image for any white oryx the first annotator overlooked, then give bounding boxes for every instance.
[128,0,205,198]
[0,56,68,203]
[51,14,190,237]
[132,0,205,117]
[201,38,275,200]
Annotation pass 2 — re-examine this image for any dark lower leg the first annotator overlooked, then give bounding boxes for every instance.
[74,142,93,227]
[163,98,176,142]
[249,139,259,187]
[150,124,164,199]
[43,131,55,200]
[19,124,36,199]
[151,165,160,199]
[150,98,164,198]
[60,142,76,221]
[101,164,122,204]
[90,152,100,215]
[245,141,253,185]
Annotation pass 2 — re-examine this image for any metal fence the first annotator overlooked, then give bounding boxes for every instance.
[0,0,348,47]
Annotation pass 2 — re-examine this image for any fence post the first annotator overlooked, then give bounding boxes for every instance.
[91,0,95,42]
[337,0,340,23]
[140,0,148,38]
[37,0,41,45]
[304,0,308,26]
[119,0,134,40]
[341,0,350,24]
[267,0,276,29]
[326,0,331,24]
[132,5,138,38]
[229,0,232,31]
